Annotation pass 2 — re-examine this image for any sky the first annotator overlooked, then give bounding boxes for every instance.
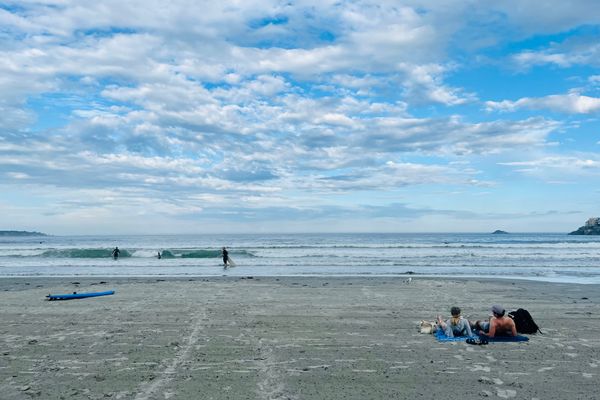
[1,0,600,235]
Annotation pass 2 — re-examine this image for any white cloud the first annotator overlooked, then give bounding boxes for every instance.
[513,51,575,68]
[0,105,559,202]
[5,172,30,180]
[491,0,600,34]
[399,63,476,105]
[511,37,600,69]
[501,156,600,169]
[499,155,600,181]
[486,93,600,114]
[355,116,558,155]
[0,1,473,110]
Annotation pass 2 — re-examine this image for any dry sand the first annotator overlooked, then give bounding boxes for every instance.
[0,276,598,399]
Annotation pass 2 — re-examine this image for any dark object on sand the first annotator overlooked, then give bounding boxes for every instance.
[466,337,488,345]
[509,308,542,334]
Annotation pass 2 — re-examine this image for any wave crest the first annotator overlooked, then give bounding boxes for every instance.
[32,248,254,259]
[41,249,132,258]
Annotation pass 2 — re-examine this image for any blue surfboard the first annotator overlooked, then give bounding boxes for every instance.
[46,290,115,300]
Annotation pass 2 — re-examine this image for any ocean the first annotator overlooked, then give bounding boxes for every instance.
[1,233,599,284]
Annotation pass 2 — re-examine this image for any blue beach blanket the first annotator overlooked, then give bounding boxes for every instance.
[435,330,475,342]
[435,330,529,342]
[479,334,529,342]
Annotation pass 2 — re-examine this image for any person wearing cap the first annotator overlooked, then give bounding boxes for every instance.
[477,305,517,338]
[436,306,473,338]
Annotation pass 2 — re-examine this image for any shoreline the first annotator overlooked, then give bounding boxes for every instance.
[2,276,598,399]
[1,273,598,287]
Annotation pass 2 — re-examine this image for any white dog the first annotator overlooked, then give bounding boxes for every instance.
[419,320,437,334]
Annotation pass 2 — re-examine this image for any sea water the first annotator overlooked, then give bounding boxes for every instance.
[0,233,599,284]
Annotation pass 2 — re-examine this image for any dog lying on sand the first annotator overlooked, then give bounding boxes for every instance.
[419,320,437,334]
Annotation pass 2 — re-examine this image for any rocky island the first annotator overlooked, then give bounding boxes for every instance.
[569,218,600,235]
[0,230,47,237]
[492,230,509,234]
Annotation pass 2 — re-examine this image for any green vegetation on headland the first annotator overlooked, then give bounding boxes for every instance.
[569,218,600,235]
[0,230,47,237]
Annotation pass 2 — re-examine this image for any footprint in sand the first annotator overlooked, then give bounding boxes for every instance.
[479,376,504,385]
[537,366,554,373]
[496,388,517,398]
[478,376,493,385]
[468,364,491,373]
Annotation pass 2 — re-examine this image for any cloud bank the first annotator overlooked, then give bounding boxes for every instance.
[1,1,599,233]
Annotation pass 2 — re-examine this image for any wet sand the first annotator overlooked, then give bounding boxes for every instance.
[0,276,598,399]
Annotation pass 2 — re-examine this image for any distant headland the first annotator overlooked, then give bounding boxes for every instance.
[569,218,600,235]
[0,230,47,237]
[492,230,509,234]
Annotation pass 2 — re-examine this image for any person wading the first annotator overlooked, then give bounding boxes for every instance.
[222,247,229,268]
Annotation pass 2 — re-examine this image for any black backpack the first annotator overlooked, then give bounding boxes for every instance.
[509,308,542,334]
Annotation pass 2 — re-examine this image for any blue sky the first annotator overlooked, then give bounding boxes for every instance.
[1,1,599,235]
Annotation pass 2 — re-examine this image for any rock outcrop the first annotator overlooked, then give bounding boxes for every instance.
[492,230,509,234]
[0,230,47,236]
[569,218,600,235]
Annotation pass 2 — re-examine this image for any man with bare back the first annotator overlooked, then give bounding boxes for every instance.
[477,304,517,338]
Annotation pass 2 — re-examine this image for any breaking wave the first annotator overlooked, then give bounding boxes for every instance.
[26,248,255,259]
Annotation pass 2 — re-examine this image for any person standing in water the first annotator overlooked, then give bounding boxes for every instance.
[222,247,229,268]
[111,247,120,260]
[157,251,162,259]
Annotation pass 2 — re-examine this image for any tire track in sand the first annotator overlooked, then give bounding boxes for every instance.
[134,308,207,400]
[256,337,293,400]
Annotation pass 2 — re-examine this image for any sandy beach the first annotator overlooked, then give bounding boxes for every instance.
[0,276,598,400]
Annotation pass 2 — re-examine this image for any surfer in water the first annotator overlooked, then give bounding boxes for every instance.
[111,247,120,260]
[222,247,229,268]
[157,251,162,259]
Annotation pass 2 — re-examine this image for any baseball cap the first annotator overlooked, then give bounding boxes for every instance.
[491,304,505,315]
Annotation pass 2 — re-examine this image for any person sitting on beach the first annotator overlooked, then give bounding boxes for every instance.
[475,304,517,338]
[436,306,473,337]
